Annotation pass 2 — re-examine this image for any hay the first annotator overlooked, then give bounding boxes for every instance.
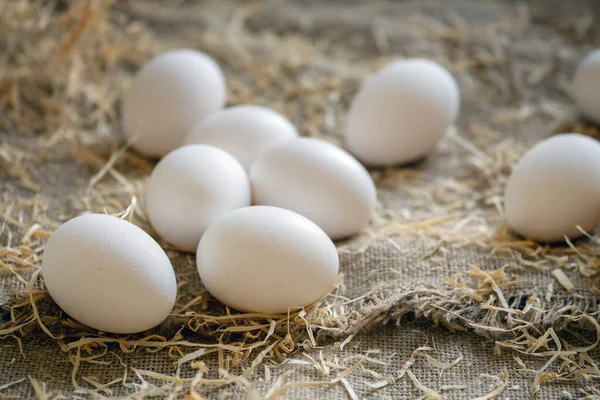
[1,0,600,398]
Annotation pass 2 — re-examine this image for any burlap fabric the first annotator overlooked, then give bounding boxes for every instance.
[1,1,600,398]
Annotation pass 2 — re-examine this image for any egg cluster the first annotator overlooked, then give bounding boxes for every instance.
[41,48,600,334]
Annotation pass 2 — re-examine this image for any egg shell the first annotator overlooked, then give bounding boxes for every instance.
[574,49,600,124]
[41,214,177,334]
[250,137,377,239]
[145,144,250,252]
[345,59,460,166]
[122,49,226,157]
[196,206,339,314]
[504,133,600,242]
[184,105,298,171]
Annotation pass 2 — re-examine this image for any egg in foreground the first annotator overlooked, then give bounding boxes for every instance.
[122,49,226,157]
[184,105,298,171]
[41,214,177,334]
[504,133,600,242]
[345,58,460,166]
[573,49,600,125]
[145,144,250,252]
[196,206,339,314]
[250,138,377,240]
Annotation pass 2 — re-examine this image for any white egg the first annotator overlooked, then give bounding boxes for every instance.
[345,59,460,166]
[574,49,600,124]
[41,214,177,334]
[145,144,250,252]
[122,49,226,157]
[196,206,339,314]
[504,134,600,242]
[184,105,298,171]
[250,137,377,239]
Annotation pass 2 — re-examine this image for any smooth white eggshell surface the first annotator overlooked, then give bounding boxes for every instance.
[345,58,460,166]
[250,138,377,240]
[574,49,600,124]
[122,49,226,157]
[504,133,600,242]
[41,214,177,334]
[145,144,250,252]
[184,105,298,171]
[196,206,339,314]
